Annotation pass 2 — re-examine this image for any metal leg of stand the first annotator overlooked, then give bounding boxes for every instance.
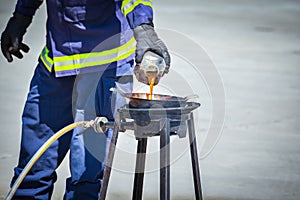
[160,119,170,200]
[132,137,148,200]
[187,113,203,200]
[99,122,120,200]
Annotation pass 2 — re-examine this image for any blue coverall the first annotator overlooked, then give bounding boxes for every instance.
[10,0,153,199]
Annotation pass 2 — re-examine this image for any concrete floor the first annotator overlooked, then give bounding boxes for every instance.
[0,0,300,199]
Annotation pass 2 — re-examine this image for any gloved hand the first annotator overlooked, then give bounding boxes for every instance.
[1,13,32,62]
[133,24,171,82]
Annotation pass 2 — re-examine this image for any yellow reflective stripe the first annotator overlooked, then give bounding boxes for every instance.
[44,47,54,66]
[54,46,136,72]
[121,0,153,17]
[54,37,136,63]
[39,46,53,72]
[40,37,136,73]
[40,56,51,72]
[122,0,153,10]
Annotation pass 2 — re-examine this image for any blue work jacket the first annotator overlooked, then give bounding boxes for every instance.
[14,0,153,77]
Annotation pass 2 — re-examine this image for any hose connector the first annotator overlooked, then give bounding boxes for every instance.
[92,117,109,133]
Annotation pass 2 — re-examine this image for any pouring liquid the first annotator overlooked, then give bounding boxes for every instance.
[145,68,158,100]
[148,77,155,100]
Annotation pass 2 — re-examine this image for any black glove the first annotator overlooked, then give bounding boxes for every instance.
[1,13,32,62]
[133,24,171,75]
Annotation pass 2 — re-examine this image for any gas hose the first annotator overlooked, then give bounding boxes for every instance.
[5,117,109,200]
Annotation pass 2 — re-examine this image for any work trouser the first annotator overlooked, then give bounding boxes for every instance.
[11,61,133,199]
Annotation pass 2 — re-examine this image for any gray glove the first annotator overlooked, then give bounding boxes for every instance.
[1,13,32,62]
[133,24,171,75]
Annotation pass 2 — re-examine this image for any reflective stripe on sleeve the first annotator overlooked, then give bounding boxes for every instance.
[39,46,53,72]
[121,0,153,17]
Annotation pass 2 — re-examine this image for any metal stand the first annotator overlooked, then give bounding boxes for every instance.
[99,102,203,200]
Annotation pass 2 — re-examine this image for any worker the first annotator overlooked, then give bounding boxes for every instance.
[1,0,170,199]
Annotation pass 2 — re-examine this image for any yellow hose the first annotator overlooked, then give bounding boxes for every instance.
[5,121,86,200]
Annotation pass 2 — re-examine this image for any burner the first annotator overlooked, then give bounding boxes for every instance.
[119,102,200,138]
[98,101,203,200]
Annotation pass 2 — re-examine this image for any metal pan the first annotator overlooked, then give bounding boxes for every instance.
[110,88,198,108]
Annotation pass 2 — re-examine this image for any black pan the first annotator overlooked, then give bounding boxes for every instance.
[110,88,198,109]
